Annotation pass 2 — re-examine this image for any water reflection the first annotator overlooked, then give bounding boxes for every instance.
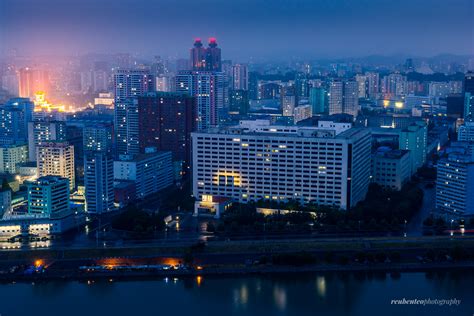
[0,272,471,316]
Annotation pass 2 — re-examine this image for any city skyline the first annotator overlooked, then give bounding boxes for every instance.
[1,0,473,60]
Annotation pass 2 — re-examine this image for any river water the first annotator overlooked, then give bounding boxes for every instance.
[0,271,472,315]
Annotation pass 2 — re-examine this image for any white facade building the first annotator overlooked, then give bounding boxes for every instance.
[436,148,474,215]
[36,141,75,191]
[0,143,28,174]
[192,120,371,210]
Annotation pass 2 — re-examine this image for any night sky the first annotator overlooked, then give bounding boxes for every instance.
[1,0,472,60]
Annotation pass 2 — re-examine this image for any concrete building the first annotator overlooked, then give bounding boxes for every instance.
[175,71,226,131]
[293,105,312,123]
[436,145,474,216]
[192,120,371,210]
[0,183,12,218]
[371,148,411,191]
[27,120,66,161]
[114,148,173,199]
[36,142,75,191]
[114,69,154,156]
[136,92,197,169]
[458,122,474,142]
[0,143,28,174]
[27,176,70,217]
[0,176,83,238]
[84,151,114,214]
[232,64,249,91]
[309,87,327,115]
[83,123,113,153]
[0,98,34,144]
[399,121,428,175]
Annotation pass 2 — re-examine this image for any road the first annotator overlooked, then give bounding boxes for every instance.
[406,182,436,236]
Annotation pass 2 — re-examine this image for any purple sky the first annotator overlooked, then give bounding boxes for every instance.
[1,0,473,60]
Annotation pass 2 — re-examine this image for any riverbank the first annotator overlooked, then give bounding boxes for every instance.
[1,261,474,283]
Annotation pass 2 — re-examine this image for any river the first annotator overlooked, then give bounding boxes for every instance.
[0,271,472,315]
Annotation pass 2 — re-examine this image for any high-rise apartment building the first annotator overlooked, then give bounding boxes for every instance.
[232,64,249,91]
[175,71,226,130]
[190,38,222,72]
[114,69,154,156]
[27,120,67,161]
[192,120,371,210]
[84,151,114,214]
[399,121,428,175]
[0,143,28,174]
[36,141,75,191]
[0,98,34,144]
[436,144,474,215]
[136,92,196,168]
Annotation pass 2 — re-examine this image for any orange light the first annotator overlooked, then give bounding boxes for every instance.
[196,275,202,286]
[34,259,43,267]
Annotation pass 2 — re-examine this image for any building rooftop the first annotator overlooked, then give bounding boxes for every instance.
[197,120,366,140]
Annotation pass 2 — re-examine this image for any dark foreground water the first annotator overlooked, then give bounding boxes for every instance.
[0,271,472,316]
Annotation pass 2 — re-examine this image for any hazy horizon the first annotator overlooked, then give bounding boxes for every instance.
[1,0,473,61]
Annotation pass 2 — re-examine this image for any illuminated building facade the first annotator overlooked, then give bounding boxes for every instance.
[232,64,249,91]
[84,151,114,214]
[36,141,75,191]
[27,176,70,217]
[114,69,154,156]
[190,38,222,72]
[192,120,371,210]
[0,98,34,144]
[175,71,226,131]
[0,143,28,174]
[18,68,50,99]
[27,120,67,161]
[436,146,474,216]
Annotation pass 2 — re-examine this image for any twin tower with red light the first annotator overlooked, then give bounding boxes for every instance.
[190,38,221,71]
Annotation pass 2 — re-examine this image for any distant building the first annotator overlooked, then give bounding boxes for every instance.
[458,122,474,142]
[0,98,34,144]
[114,148,173,199]
[229,90,249,116]
[371,148,411,191]
[232,64,249,90]
[0,182,12,218]
[114,68,154,156]
[293,105,312,123]
[36,141,75,191]
[436,144,474,216]
[464,72,474,122]
[83,123,113,153]
[175,71,226,130]
[84,151,114,214]
[27,120,67,161]
[136,92,197,169]
[190,38,222,72]
[0,143,28,174]
[399,121,428,175]
[309,87,328,115]
[27,176,70,217]
[281,86,297,117]
[192,120,371,210]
